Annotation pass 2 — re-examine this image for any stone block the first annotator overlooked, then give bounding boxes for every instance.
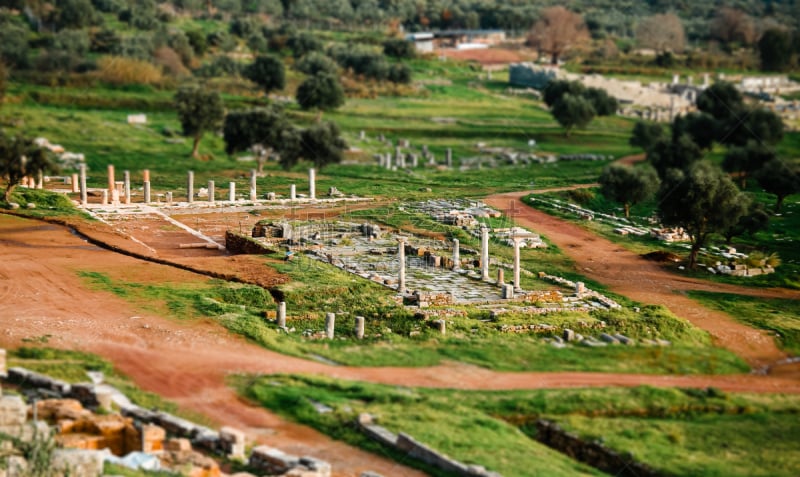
[249,445,300,474]
[219,426,246,460]
[165,437,193,452]
[299,456,332,477]
[562,329,575,342]
[141,424,166,453]
[51,449,105,477]
[0,395,27,427]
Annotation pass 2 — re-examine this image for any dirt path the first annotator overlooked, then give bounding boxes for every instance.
[2,208,800,475]
[484,190,800,373]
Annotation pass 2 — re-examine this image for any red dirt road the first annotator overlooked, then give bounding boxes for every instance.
[2,199,799,476]
[485,190,800,374]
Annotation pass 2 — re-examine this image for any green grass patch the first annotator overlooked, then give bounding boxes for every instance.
[77,268,747,375]
[687,291,800,355]
[238,374,800,477]
[554,413,800,477]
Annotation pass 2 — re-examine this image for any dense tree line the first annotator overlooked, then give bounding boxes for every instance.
[608,81,799,269]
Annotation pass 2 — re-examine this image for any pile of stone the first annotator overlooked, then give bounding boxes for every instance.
[2,362,334,477]
[650,227,691,242]
[538,273,621,310]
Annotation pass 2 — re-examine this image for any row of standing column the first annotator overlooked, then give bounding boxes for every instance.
[78,167,316,205]
[395,227,523,294]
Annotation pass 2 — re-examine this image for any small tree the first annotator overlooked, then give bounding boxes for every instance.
[551,93,595,137]
[759,28,793,72]
[598,164,659,218]
[287,32,323,59]
[383,38,415,58]
[295,52,339,76]
[582,87,617,116]
[672,112,717,150]
[658,161,748,268]
[244,55,286,96]
[722,140,776,189]
[174,85,225,158]
[647,134,703,179]
[629,121,664,151]
[223,106,292,173]
[527,6,589,64]
[0,133,53,202]
[278,121,347,170]
[756,158,800,212]
[635,13,685,53]
[543,79,585,107]
[296,72,345,115]
[722,200,769,244]
[696,82,744,123]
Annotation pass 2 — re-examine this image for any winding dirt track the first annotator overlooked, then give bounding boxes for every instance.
[1,179,799,475]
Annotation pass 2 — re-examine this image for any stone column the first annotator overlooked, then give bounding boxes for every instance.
[446,148,453,167]
[452,239,460,270]
[277,302,286,328]
[290,184,296,200]
[325,313,335,339]
[672,73,679,85]
[512,237,522,292]
[385,153,392,170]
[101,189,108,205]
[395,146,402,168]
[143,181,151,204]
[107,165,115,195]
[397,238,406,293]
[480,226,490,280]
[229,182,236,202]
[79,164,87,205]
[308,168,316,200]
[143,169,150,182]
[411,154,418,168]
[123,170,131,204]
[355,316,365,339]
[37,170,43,189]
[208,180,215,204]
[497,268,504,286]
[187,170,194,203]
[249,169,257,201]
[70,174,79,193]
[166,191,173,205]
[575,282,585,297]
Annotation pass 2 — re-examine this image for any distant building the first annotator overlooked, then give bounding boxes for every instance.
[405,32,434,53]
[405,29,506,53]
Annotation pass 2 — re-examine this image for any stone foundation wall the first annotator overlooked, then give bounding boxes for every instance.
[356,414,501,477]
[535,420,657,477]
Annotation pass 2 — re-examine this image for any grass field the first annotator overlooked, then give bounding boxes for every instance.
[238,374,800,477]
[78,268,748,375]
[687,291,800,355]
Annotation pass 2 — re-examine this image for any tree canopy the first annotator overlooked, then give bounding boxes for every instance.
[278,121,347,171]
[629,121,664,151]
[756,158,800,212]
[223,106,293,172]
[244,55,286,96]
[527,6,589,64]
[0,132,53,202]
[550,93,595,137]
[296,72,345,112]
[657,161,748,268]
[635,13,685,53]
[174,85,225,158]
[598,164,659,218]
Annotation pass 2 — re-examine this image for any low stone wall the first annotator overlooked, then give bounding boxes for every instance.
[535,420,658,477]
[225,230,276,255]
[356,414,501,477]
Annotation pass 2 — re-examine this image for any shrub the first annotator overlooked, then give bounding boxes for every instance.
[96,55,164,85]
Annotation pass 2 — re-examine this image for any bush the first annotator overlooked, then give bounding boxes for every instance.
[295,52,338,76]
[195,55,241,77]
[383,38,415,58]
[287,32,323,58]
[96,55,164,85]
